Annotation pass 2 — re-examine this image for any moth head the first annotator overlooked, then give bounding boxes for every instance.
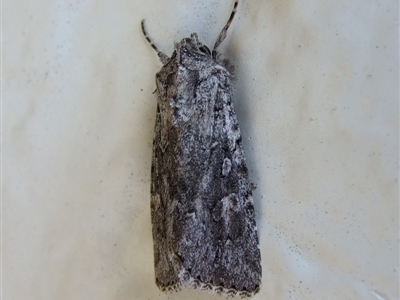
[175,33,212,59]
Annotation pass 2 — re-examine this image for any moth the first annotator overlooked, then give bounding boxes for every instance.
[142,0,261,297]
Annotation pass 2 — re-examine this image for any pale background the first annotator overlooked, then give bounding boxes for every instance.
[3,0,399,299]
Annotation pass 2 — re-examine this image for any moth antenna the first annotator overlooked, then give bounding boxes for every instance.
[212,0,239,57]
[141,20,169,64]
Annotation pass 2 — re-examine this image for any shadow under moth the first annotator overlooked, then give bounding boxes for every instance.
[141,0,261,297]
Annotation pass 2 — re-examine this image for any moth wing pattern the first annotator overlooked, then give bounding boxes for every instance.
[145,0,262,297]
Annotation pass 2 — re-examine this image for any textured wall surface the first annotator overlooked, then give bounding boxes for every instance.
[4,0,398,299]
